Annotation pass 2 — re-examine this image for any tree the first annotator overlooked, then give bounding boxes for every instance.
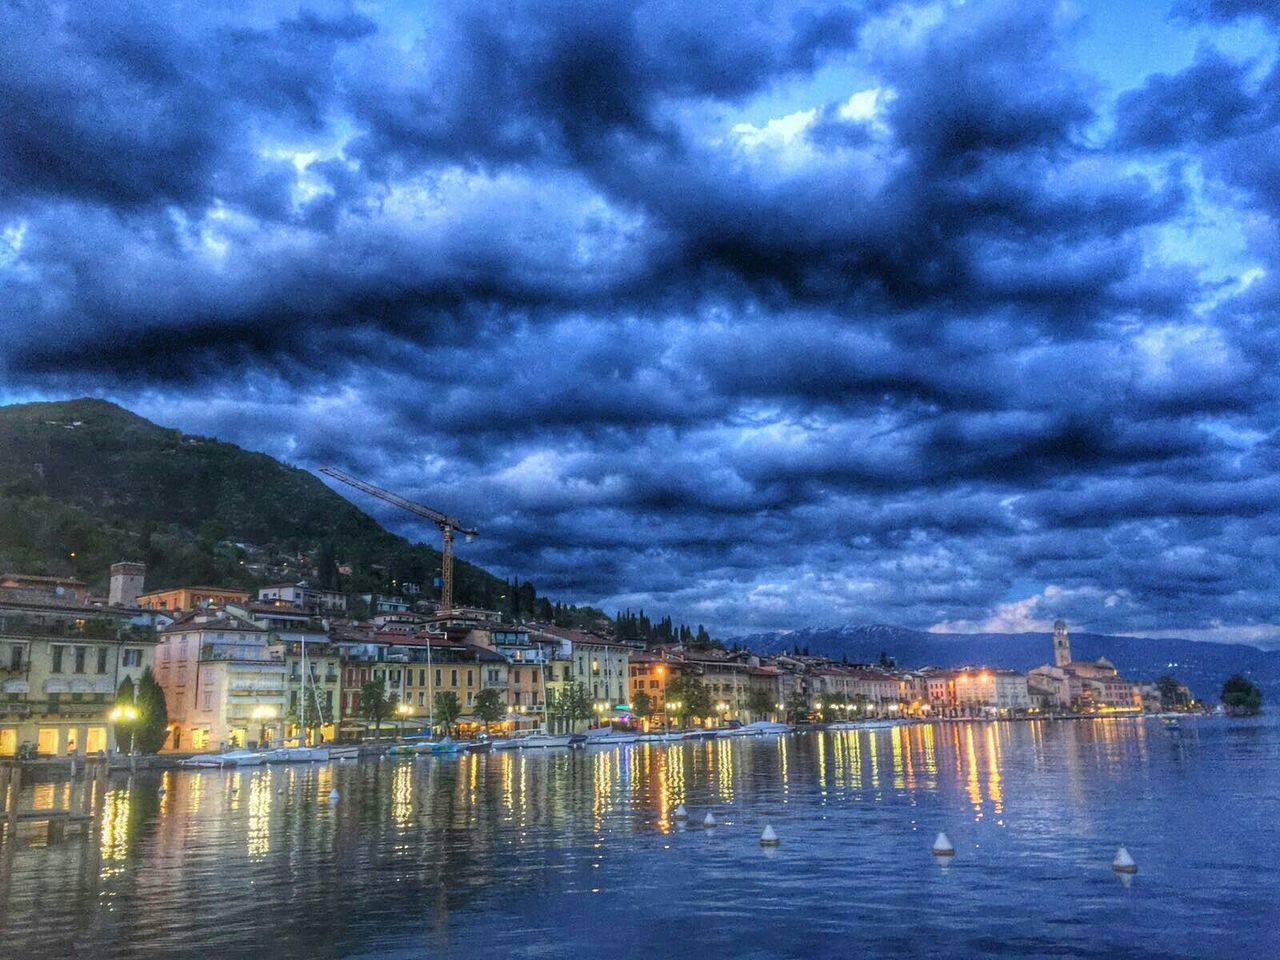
[785,689,810,724]
[746,688,775,720]
[1221,674,1263,716]
[631,689,653,721]
[131,668,169,754]
[359,680,395,738]
[1156,674,1185,711]
[666,675,712,722]
[434,692,462,737]
[113,677,138,753]
[549,682,594,733]
[474,688,505,733]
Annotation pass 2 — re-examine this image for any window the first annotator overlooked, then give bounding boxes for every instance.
[467,692,474,706]
[650,680,658,689]
[37,728,59,755]
[9,646,21,671]
[51,645,64,673]
[49,692,60,709]
[122,648,142,667]
[97,647,108,674]
[435,669,442,687]
[192,729,208,750]
[419,669,425,686]
[467,669,474,686]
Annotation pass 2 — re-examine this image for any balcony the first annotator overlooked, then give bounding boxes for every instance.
[201,644,284,663]
[229,680,287,694]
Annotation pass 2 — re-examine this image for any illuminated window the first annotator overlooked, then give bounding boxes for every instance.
[86,727,107,753]
[37,728,58,755]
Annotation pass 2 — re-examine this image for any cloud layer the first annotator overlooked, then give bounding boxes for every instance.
[2,0,1278,639]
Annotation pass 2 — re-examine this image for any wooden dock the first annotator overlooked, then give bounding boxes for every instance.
[0,759,109,837]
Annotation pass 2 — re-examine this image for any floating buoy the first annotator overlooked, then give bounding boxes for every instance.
[932,832,955,856]
[674,804,688,820]
[329,789,340,803]
[760,824,779,846]
[703,812,717,828]
[1112,847,1137,874]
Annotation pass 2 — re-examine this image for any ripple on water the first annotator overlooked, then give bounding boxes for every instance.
[1,718,1278,960]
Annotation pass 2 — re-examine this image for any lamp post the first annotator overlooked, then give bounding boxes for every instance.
[109,704,138,754]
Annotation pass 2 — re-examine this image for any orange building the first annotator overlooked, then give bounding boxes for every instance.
[136,586,251,612]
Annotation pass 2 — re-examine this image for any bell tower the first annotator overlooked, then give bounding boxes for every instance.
[1053,619,1071,667]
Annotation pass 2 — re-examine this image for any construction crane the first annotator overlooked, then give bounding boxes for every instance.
[318,466,478,614]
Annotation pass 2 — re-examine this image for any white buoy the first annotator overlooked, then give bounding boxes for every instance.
[329,788,340,803]
[760,824,779,846]
[1112,847,1137,874]
[703,812,717,828]
[932,831,955,857]
[674,804,688,820]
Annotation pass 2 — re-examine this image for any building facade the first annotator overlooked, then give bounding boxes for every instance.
[0,592,155,756]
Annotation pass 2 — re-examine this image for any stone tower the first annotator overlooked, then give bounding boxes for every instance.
[109,561,146,606]
[1053,619,1071,667]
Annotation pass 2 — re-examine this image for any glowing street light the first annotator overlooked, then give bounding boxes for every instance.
[109,704,139,754]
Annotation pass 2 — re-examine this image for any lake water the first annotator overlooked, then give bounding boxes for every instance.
[1,717,1277,960]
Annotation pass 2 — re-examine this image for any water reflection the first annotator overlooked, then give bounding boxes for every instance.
[0,717,1269,960]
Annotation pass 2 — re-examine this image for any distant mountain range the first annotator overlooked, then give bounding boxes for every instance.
[727,623,1280,699]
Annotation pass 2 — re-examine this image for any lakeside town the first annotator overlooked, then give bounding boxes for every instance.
[0,559,1201,763]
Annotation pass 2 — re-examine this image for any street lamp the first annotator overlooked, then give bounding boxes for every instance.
[251,705,275,747]
[109,704,138,754]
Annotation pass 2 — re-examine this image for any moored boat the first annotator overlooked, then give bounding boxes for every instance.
[179,753,232,768]
[220,749,268,766]
[268,746,331,763]
[519,733,575,749]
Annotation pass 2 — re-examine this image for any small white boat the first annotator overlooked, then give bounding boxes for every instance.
[587,733,639,745]
[715,727,753,738]
[221,749,268,766]
[179,753,231,768]
[329,745,360,760]
[490,734,531,750]
[741,721,792,735]
[519,733,575,749]
[269,746,331,763]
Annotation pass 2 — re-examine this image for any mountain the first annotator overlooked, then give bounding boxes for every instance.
[0,398,507,605]
[728,623,1280,700]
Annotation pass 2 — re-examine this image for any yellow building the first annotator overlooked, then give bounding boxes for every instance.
[0,592,155,756]
[136,586,251,612]
[400,639,507,730]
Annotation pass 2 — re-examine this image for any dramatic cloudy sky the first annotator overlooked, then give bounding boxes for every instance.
[2,0,1278,640]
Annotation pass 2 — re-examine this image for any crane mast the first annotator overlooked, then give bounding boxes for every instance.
[318,466,478,614]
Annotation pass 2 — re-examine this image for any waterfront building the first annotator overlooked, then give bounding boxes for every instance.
[136,585,251,612]
[153,609,286,751]
[628,651,682,717]
[1029,622,1142,712]
[0,587,155,756]
[953,668,1031,715]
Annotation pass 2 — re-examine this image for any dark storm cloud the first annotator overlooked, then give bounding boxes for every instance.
[3,0,1280,638]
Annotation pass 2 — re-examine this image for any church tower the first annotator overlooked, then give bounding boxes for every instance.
[1053,619,1071,667]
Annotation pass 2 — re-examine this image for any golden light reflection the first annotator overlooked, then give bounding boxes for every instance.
[247,769,271,860]
[98,786,130,877]
[984,724,1003,815]
[716,737,734,804]
[778,734,790,801]
[816,731,828,802]
[867,730,880,791]
[891,727,904,792]
[391,759,414,828]
[964,725,982,819]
